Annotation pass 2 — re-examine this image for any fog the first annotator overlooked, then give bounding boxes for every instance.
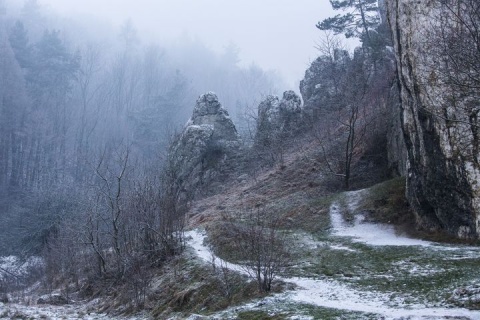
[40,0,335,87]
[0,0,342,256]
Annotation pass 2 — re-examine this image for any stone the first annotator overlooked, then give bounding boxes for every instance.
[449,284,480,308]
[255,91,303,147]
[168,93,240,197]
[300,50,349,119]
[255,95,280,147]
[37,294,68,305]
[386,84,407,176]
[387,0,480,239]
[279,90,302,113]
[190,92,238,143]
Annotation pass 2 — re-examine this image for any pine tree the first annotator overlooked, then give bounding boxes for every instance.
[28,29,79,105]
[317,0,380,44]
[9,21,32,69]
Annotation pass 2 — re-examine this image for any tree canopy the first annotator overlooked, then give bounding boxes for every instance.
[317,0,380,42]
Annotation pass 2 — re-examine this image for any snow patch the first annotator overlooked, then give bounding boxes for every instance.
[0,256,43,281]
[185,229,246,275]
[288,277,480,319]
[328,244,357,252]
[330,190,432,247]
[0,302,145,319]
[186,228,480,319]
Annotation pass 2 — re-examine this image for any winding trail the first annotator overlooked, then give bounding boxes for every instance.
[329,190,434,247]
[0,302,127,320]
[186,190,480,319]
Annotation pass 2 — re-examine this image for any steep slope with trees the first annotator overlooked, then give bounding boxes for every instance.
[3,0,480,318]
[0,1,283,257]
[302,0,399,190]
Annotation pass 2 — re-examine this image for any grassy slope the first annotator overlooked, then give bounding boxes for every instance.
[152,140,480,318]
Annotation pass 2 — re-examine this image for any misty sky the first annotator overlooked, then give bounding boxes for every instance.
[40,0,336,88]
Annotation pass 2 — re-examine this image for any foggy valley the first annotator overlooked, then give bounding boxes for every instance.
[1,0,480,319]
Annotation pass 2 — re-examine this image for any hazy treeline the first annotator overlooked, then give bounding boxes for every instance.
[0,0,283,257]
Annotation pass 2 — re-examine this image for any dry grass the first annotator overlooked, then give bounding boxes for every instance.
[187,139,333,233]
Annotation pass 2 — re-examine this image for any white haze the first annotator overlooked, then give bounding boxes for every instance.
[39,0,335,88]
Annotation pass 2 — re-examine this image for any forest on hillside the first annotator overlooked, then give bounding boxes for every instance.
[0,0,396,301]
[0,0,283,257]
[2,0,480,318]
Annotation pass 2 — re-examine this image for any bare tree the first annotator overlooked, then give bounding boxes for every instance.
[227,206,290,293]
[313,48,372,189]
[93,145,132,276]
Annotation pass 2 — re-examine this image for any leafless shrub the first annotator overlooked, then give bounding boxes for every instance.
[226,206,290,292]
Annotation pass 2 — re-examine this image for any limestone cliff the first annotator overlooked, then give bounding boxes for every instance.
[387,0,480,239]
[300,51,349,120]
[255,90,303,148]
[168,92,240,197]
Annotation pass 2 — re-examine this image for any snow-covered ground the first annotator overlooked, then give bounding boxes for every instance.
[0,255,43,281]
[186,229,480,319]
[0,301,149,320]
[330,190,433,247]
[0,257,147,320]
[3,189,480,319]
[0,302,111,320]
[330,190,480,256]
[185,189,480,319]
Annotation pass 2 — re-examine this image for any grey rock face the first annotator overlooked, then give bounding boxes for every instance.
[450,284,480,308]
[169,93,239,196]
[300,51,349,119]
[387,0,480,239]
[37,294,68,305]
[256,95,280,136]
[190,92,238,143]
[255,91,303,147]
[300,55,332,116]
[386,84,407,177]
[279,90,302,113]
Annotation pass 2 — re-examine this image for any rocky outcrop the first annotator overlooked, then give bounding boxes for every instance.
[450,284,480,309]
[387,0,480,239]
[386,84,407,177]
[37,294,68,305]
[300,51,349,119]
[189,93,239,143]
[168,92,240,197]
[255,91,303,147]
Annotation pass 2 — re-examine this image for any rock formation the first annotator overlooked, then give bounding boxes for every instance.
[255,91,303,148]
[300,50,349,119]
[168,92,239,197]
[387,0,480,239]
[386,84,407,177]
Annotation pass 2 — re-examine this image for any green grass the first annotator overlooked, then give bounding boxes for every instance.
[236,310,286,320]
[357,177,479,243]
[287,230,480,308]
[150,255,261,318]
[298,304,380,319]
[181,178,480,317]
[224,302,379,320]
[357,177,411,225]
